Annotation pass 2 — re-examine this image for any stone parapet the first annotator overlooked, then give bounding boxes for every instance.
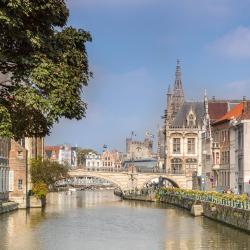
[0,202,18,214]
[160,194,250,233]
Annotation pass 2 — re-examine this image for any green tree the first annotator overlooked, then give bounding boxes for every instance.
[77,148,97,166]
[0,0,92,140]
[30,157,68,188]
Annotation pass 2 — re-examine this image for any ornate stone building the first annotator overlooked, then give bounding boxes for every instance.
[163,61,206,189]
[126,137,153,160]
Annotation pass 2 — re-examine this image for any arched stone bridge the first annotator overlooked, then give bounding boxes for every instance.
[68,169,192,191]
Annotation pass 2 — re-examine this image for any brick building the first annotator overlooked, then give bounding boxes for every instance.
[9,140,27,208]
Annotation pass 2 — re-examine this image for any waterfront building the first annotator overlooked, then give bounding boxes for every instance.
[163,61,235,189]
[202,99,250,194]
[0,137,10,201]
[25,137,44,191]
[8,140,27,208]
[85,151,101,170]
[163,61,206,189]
[231,100,250,194]
[101,150,115,169]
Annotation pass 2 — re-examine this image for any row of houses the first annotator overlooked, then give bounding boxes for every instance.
[45,144,77,168]
[202,99,250,194]
[160,61,250,194]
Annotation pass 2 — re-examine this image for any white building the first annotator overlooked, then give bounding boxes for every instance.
[85,152,101,170]
[58,144,77,169]
[0,137,10,201]
[230,101,250,194]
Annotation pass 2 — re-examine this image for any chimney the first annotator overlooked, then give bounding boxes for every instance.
[212,96,215,102]
[243,96,248,113]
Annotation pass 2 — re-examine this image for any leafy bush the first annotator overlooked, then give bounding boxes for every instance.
[32,182,48,199]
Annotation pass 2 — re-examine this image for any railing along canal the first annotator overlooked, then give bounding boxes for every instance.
[158,188,250,210]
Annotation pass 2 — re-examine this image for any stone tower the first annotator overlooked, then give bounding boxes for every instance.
[165,60,185,126]
[171,59,185,118]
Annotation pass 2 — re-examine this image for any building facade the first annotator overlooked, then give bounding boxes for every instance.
[8,140,27,208]
[85,152,101,170]
[45,144,77,169]
[126,137,153,160]
[163,61,205,189]
[0,137,10,201]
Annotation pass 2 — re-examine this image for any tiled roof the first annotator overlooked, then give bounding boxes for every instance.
[214,103,244,124]
[171,102,204,127]
[238,102,250,120]
[208,102,228,121]
[45,146,60,151]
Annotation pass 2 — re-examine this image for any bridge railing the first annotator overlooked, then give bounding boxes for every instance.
[73,167,185,175]
[158,188,250,210]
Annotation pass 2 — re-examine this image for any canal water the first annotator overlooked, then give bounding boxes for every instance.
[0,190,249,250]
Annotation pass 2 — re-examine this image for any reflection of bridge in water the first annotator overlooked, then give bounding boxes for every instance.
[68,168,192,191]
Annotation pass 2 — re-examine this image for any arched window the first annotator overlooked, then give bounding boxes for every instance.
[171,158,183,174]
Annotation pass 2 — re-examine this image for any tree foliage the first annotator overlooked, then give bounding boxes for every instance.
[30,157,69,188]
[77,148,97,165]
[32,181,48,199]
[0,0,92,140]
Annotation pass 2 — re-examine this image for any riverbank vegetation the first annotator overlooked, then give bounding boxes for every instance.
[157,188,250,210]
[30,158,68,199]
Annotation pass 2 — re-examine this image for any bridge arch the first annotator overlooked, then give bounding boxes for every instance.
[68,171,125,191]
[140,175,180,189]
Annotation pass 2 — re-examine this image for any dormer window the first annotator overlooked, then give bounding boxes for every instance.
[187,110,196,127]
[189,114,194,127]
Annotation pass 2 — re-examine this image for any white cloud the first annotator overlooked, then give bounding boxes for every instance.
[208,27,250,59]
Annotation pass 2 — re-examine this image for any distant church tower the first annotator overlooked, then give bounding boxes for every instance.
[165,60,185,126]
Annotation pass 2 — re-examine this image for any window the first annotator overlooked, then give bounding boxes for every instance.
[17,150,23,159]
[188,114,194,127]
[171,158,183,174]
[215,152,220,164]
[173,138,181,153]
[18,179,23,191]
[187,138,195,154]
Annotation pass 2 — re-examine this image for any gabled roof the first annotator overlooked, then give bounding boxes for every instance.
[171,102,204,128]
[208,102,228,121]
[214,103,244,124]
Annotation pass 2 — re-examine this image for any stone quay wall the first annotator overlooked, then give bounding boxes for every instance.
[160,194,250,233]
[0,201,18,214]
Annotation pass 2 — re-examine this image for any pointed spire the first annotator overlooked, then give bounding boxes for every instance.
[167,84,172,95]
[172,59,184,116]
[175,59,181,85]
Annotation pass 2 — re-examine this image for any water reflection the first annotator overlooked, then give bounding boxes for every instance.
[0,190,249,250]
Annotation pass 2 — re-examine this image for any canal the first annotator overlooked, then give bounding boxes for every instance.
[0,190,249,250]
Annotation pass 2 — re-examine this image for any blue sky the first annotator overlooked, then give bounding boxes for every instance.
[46,0,250,152]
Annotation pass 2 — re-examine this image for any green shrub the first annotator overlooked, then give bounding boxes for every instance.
[32,182,48,199]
